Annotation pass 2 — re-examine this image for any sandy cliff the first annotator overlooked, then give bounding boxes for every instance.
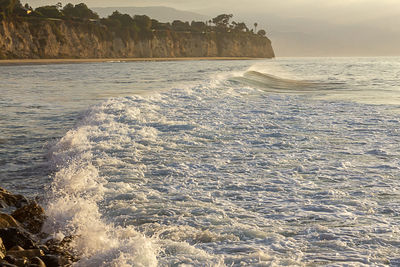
[0,19,275,59]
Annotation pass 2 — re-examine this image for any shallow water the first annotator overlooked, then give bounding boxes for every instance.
[1,57,400,266]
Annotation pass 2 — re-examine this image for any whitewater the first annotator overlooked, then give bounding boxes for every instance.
[1,57,400,266]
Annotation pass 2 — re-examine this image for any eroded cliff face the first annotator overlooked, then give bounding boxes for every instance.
[0,19,274,59]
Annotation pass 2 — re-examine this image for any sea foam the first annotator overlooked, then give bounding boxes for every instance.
[43,99,159,266]
[36,58,400,266]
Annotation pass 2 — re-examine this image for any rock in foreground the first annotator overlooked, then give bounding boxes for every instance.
[0,186,75,267]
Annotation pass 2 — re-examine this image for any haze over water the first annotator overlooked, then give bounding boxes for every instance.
[1,57,400,265]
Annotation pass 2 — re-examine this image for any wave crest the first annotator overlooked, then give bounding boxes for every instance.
[230,70,342,93]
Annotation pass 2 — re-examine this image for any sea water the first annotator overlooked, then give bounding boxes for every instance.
[1,57,400,266]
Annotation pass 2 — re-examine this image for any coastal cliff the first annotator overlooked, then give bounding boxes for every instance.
[0,19,275,59]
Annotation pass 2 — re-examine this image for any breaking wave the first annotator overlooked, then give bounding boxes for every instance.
[39,59,400,266]
[43,101,159,267]
[229,70,344,93]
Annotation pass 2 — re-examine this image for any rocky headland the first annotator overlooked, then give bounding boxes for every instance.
[0,19,274,59]
[0,3,274,59]
[0,187,75,267]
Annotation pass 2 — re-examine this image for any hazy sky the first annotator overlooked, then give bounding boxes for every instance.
[25,0,400,28]
[27,0,400,19]
[25,0,400,56]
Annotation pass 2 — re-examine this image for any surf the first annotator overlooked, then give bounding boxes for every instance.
[42,99,159,267]
[229,70,343,93]
[10,58,396,266]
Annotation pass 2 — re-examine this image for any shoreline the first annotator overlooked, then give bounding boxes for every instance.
[0,57,267,66]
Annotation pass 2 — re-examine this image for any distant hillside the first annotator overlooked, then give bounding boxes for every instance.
[92,6,208,23]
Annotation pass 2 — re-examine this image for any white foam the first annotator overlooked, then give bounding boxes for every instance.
[43,100,159,266]
[41,58,400,266]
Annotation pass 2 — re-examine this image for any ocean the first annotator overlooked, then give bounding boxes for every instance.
[1,57,400,266]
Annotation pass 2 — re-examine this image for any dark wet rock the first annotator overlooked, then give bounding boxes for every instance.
[45,237,77,265]
[44,240,64,256]
[0,260,18,267]
[0,228,37,250]
[0,188,28,209]
[1,256,28,267]
[0,214,20,229]
[29,257,46,267]
[45,236,75,253]
[12,201,45,234]
[13,257,28,266]
[40,255,66,267]
[0,238,6,259]
[7,247,24,252]
[2,255,16,264]
[0,187,76,266]
[37,246,49,255]
[58,236,74,248]
[6,249,44,259]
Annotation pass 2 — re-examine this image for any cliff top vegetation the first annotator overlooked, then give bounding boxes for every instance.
[0,0,269,39]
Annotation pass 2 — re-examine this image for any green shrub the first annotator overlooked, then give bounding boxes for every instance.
[62,3,99,20]
[35,5,63,19]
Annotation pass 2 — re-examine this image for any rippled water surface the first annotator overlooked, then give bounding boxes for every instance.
[1,58,400,266]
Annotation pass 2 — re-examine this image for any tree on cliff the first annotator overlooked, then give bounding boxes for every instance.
[212,14,233,29]
[191,21,206,33]
[101,10,134,33]
[102,11,154,40]
[35,5,63,19]
[172,20,190,32]
[0,0,24,18]
[133,15,152,32]
[151,19,171,31]
[257,29,266,36]
[62,3,99,20]
[233,22,248,32]
[210,14,254,34]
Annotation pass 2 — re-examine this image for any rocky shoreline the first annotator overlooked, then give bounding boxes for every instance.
[0,187,75,267]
